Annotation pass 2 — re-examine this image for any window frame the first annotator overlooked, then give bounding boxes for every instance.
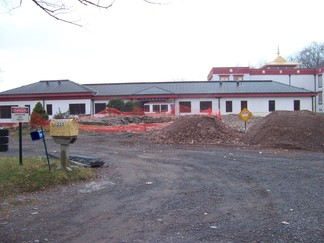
[46,104,53,116]
[179,101,192,113]
[268,100,275,112]
[318,91,323,105]
[94,103,106,114]
[241,100,248,110]
[69,103,86,115]
[294,100,300,111]
[200,101,212,113]
[0,105,13,119]
[225,101,233,113]
[318,74,323,88]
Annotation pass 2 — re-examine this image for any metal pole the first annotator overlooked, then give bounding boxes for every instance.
[19,122,23,165]
[41,127,51,172]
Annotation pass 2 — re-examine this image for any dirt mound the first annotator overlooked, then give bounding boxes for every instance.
[244,111,324,151]
[151,115,241,145]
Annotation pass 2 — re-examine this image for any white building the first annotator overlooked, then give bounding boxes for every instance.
[0,78,317,125]
[207,53,323,112]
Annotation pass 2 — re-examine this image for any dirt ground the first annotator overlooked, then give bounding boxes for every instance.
[0,113,324,242]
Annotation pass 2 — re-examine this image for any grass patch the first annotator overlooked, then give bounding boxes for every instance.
[0,157,96,198]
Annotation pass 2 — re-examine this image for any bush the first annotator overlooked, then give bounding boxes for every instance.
[107,99,139,112]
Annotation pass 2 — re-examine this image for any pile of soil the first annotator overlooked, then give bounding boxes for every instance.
[151,115,241,145]
[244,111,324,151]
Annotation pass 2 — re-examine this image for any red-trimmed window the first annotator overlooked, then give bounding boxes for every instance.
[233,75,243,81]
[69,104,86,115]
[219,75,230,81]
[179,102,191,113]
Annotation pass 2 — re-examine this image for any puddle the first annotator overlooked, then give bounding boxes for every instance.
[79,180,116,193]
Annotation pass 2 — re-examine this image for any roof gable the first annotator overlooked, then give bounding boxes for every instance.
[132,86,174,95]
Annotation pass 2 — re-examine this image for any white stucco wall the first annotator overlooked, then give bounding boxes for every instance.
[219,97,313,116]
[0,99,92,123]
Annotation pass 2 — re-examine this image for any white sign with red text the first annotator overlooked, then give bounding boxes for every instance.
[11,107,29,122]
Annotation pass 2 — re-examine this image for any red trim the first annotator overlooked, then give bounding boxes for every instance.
[217,93,316,98]
[93,92,316,100]
[208,66,323,79]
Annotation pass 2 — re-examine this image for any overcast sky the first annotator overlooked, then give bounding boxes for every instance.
[0,0,323,92]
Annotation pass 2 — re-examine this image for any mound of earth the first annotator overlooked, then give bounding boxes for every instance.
[244,110,324,151]
[151,115,241,145]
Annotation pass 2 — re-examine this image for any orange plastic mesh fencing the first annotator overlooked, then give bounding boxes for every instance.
[30,111,50,129]
[78,122,172,133]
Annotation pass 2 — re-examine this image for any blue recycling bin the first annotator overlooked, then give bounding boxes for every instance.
[30,130,44,141]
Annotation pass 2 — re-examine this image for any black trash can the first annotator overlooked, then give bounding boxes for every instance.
[0,129,9,152]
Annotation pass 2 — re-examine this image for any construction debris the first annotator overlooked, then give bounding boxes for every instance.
[150,115,242,145]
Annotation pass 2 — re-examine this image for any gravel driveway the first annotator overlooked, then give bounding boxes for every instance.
[0,132,323,242]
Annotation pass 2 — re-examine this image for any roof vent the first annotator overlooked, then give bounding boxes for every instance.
[58,81,62,85]
[46,81,49,86]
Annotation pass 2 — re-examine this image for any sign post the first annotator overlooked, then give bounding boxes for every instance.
[11,107,29,165]
[239,108,252,130]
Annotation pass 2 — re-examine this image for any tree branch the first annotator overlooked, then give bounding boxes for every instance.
[29,0,116,27]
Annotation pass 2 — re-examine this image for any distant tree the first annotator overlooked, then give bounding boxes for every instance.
[30,102,49,128]
[107,98,138,112]
[124,100,138,112]
[1,0,163,26]
[289,42,324,68]
[33,102,49,120]
[107,98,125,111]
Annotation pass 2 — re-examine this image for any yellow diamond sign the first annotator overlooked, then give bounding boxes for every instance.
[239,108,252,122]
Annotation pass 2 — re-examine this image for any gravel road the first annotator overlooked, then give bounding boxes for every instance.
[0,132,323,243]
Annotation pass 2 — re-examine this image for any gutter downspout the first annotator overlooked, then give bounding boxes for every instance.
[289,74,291,86]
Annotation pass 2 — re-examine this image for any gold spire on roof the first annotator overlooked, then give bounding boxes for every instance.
[262,46,299,68]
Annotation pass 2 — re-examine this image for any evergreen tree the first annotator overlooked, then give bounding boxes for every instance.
[33,102,49,120]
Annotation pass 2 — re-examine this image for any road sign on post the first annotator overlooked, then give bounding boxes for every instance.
[11,107,29,165]
[239,108,252,130]
[11,107,29,123]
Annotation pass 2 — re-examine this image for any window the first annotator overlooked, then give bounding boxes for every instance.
[95,103,106,114]
[161,105,168,112]
[179,101,191,113]
[143,105,150,112]
[69,104,86,115]
[318,75,323,88]
[219,75,230,81]
[25,105,31,115]
[0,106,12,118]
[269,100,275,112]
[46,104,53,115]
[294,100,300,111]
[200,101,212,112]
[226,101,232,113]
[241,100,248,110]
[153,105,160,112]
[319,91,323,105]
[233,75,243,81]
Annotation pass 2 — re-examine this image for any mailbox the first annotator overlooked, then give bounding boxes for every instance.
[50,119,79,171]
[50,119,79,137]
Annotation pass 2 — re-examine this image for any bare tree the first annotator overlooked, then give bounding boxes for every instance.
[289,42,324,68]
[1,0,165,26]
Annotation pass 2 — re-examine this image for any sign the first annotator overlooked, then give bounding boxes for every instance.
[11,107,29,123]
[239,108,252,122]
